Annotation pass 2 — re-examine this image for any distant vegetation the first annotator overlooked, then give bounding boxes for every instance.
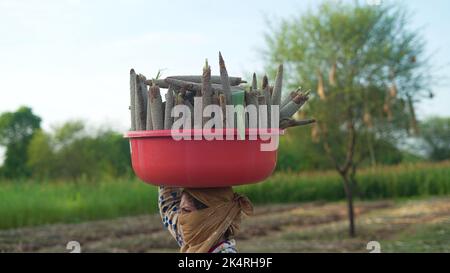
[0,161,449,230]
[0,108,133,181]
[26,120,132,180]
[239,161,450,204]
[0,179,157,230]
[1,107,449,181]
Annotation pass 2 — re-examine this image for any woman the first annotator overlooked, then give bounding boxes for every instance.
[158,186,253,253]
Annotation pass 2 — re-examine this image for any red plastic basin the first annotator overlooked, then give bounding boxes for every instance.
[124,129,282,188]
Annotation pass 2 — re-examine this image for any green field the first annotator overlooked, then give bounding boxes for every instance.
[2,198,449,252]
[0,162,449,230]
[239,161,450,203]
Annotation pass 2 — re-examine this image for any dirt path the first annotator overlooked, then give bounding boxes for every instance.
[1,198,449,253]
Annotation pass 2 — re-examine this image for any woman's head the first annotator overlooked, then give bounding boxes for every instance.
[178,187,253,253]
[180,191,208,213]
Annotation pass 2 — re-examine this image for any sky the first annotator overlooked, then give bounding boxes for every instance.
[0,0,449,135]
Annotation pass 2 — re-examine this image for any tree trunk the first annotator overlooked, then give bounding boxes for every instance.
[342,174,356,237]
[322,118,357,237]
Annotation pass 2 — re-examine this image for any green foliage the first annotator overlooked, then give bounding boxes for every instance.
[0,108,132,181]
[26,129,54,179]
[27,120,133,180]
[0,106,41,178]
[238,162,450,204]
[277,126,332,171]
[0,179,157,230]
[53,120,85,147]
[371,137,403,165]
[419,117,450,161]
[0,162,448,230]
[263,1,432,169]
[276,125,403,172]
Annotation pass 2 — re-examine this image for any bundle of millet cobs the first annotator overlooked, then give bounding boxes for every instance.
[129,52,314,132]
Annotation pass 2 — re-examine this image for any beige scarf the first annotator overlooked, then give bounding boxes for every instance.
[178,187,253,253]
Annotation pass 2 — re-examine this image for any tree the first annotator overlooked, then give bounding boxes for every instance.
[420,117,450,161]
[26,129,54,179]
[264,1,432,236]
[277,125,403,172]
[277,126,333,172]
[27,120,132,180]
[0,106,41,178]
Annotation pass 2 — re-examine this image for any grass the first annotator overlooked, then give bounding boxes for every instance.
[0,179,158,230]
[382,221,450,252]
[0,161,449,230]
[238,161,450,203]
[1,197,449,253]
[237,197,450,253]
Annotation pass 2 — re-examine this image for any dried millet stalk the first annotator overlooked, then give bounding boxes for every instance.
[202,59,213,125]
[271,64,283,106]
[129,69,137,131]
[149,84,163,130]
[164,85,175,130]
[135,74,148,130]
[280,91,310,119]
[219,52,233,105]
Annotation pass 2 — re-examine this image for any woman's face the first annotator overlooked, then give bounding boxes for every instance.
[180,192,197,213]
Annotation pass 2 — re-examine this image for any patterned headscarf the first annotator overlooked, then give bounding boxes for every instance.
[178,187,253,253]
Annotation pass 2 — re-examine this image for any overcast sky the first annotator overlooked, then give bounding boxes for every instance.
[0,0,449,135]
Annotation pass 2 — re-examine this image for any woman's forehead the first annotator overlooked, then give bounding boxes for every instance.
[181,192,193,201]
[181,191,188,197]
